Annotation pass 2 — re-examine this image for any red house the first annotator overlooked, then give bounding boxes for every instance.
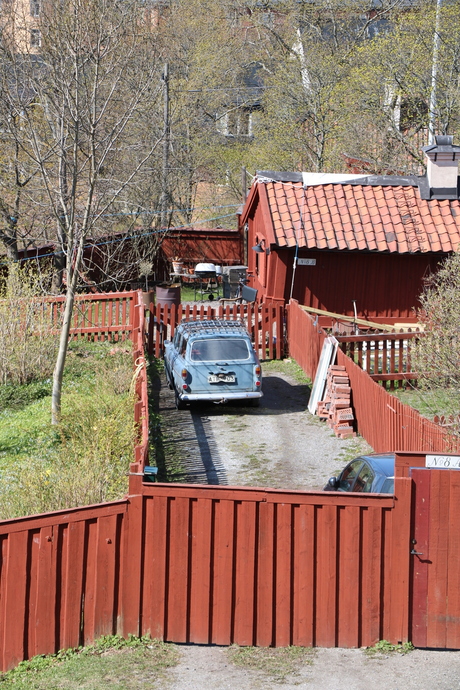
[240,136,460,322]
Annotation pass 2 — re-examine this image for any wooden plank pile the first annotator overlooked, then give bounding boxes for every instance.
[316,365,356,439]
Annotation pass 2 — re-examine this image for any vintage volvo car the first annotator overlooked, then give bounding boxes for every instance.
[163,319,263,409]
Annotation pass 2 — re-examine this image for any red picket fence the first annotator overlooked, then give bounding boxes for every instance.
[336,331,419,389]
[47,291,136,341]
[336,349,454,453]
[286,300,455,453]
[145,300,285,361]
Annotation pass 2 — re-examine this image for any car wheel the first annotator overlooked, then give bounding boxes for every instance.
[174,388,187,410]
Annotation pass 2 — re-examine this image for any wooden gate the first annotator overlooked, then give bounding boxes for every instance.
[410,468,460,648]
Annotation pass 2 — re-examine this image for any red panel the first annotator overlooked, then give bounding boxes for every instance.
[121,495,143,638]
[315,505,337,646]
[255,502,274,646]
[189,498,213,643]
[61,521,86,650]
[446,471,460,648]
[411,470,431,647]
[166,497,190,642]
[33,526,58,656]
[147,495,168,639]
[426,471,450,649]
[292,505,315,646]
[337,507,360,647]
[211,500,235,645]
[3,531,28,670]
[275,503,293,646]
[233,502,257,645]
[360,507,383,646]
[93,514,119,638]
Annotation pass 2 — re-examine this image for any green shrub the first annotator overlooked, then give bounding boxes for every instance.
[0,263,57,386]
[0,344,137,519]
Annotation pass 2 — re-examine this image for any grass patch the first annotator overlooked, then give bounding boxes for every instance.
[227,645,315,683]
[0,341,136,519]
[365,640,414,656]
[391,386,456,421]
[0,635,180,689]
[262,358,312,385]
[147,357,186,482]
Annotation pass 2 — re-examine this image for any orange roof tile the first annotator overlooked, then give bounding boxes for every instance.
[259,179,460,254]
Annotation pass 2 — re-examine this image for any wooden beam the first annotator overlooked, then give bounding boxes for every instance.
[299,305,398,332]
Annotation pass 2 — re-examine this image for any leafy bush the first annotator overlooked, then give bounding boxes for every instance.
[0,263,57,385]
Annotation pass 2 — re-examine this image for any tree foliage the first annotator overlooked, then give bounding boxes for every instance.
[412,252,460,428]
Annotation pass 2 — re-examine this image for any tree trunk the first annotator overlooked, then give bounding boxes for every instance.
[51,284,75,424]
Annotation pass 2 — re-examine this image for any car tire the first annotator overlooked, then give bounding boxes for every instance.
[174,388,187,410]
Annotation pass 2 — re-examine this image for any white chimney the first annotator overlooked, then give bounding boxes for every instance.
[422,135,460,199]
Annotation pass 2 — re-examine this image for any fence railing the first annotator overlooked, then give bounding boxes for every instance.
[47,291,136,341]
[336,348,455,453]
[336,332,419,389]
[145,300,285,361]
[286,300,454,453]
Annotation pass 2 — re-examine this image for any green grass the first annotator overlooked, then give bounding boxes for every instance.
[0,341,136,519]
[0,635,180,689]
[262,358,312,385]
[227,645,315,682]
[391,385,457,421]
[365,640,414,656]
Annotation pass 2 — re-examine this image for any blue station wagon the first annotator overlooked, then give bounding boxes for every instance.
[164,319,263,410]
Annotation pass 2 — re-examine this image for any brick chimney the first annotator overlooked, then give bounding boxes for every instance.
[421,135,460,200]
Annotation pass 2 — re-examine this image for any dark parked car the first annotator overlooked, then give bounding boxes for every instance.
[324,453,395,494]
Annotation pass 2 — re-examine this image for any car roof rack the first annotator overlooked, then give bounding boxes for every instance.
[178,319,247,335]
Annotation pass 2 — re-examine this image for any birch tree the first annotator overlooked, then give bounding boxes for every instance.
[1,0,164,422]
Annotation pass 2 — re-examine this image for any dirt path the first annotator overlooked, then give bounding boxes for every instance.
[154,363,371,489]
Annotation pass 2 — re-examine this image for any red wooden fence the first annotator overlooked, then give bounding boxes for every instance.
[47,291,136,341]
[336,349,454,453]
[286,300,455,453]
[145,300,284,361]
[336,331,419,389]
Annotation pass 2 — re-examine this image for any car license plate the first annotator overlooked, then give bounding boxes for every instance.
[208,374,235,383]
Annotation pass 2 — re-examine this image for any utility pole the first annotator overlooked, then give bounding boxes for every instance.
[161,63,170,230]
[428,0,443,144]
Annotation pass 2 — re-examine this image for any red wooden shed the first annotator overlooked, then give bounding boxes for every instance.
[240,136,460,322]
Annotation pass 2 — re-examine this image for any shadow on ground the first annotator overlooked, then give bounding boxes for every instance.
[148,361,227,485]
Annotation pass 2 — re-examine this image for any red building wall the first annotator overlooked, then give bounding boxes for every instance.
[251,247,443,319]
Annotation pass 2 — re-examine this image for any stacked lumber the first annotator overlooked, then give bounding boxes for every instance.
[316,365,356,439]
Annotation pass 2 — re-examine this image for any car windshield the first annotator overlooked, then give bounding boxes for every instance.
[190,338,250,362]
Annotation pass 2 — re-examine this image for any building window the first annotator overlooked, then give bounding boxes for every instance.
[30,0,40,16]
[217,109,253,138]
[30,28,41,47]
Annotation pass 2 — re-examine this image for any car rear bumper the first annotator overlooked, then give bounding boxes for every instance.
[180,391,263,402]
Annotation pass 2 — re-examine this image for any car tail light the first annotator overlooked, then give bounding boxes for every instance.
[255,380,261,387]
[182,383,188,390]
[181,368,188,379]
[254,364,261,377]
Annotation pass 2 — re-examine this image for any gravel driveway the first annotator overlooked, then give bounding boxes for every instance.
[150,360,460,688]
[153,360,371,488]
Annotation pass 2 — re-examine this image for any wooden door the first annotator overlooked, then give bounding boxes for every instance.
[410,468,460,648]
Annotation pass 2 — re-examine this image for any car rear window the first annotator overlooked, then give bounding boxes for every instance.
[190,338,250,362]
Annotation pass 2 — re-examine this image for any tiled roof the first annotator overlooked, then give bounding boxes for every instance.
[262,180,460,254]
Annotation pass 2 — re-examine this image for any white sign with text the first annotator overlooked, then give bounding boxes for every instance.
[426,455,460,468]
